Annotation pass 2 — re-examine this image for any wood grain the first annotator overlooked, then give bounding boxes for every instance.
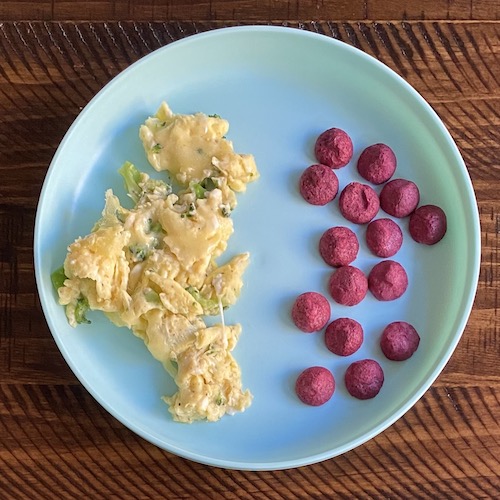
[0,18,499,498]
[0,1,499,21]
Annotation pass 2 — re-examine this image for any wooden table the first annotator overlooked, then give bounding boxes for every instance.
[1,2,498,498]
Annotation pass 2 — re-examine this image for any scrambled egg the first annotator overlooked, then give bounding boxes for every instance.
[55,102,259,423]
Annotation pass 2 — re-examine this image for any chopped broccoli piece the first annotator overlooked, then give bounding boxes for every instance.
[185,286,219,314]
[191,177,217,199]
[75,296,91,325]
[192,183,206,199]
[147,218,163,234]
[144,288,161,304]
[118,162,172,205]
[51,266,67,291]
[200,177,217,191]
[118,161,143,204]
[129,244,149,262]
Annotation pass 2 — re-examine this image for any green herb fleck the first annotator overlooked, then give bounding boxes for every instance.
[129,244,148,262]
[151,143,163,154]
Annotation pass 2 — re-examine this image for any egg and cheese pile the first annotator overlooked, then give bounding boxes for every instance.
[54,102,259,423]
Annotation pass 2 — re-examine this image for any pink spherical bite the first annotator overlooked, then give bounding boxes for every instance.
[328,266,368,306]
[314,128,353,169]
[325,318,364,356]
[380,321,420,361]
[295,366,335,406]
[368,260,408,301]
[380,179,420,218]
[291,292,331,333]
[299,164,339,206]
[339,182,380,224]
[345,359,384,400]
[357,143,397,185]
[409,205,447,245]
[319,226,359,267]
[366,218,403,258]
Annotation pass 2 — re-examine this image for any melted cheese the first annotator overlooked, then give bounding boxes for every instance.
[57,102,258,423]
[140,102,259,191]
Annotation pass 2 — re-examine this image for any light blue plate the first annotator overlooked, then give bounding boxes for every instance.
[34,26,480,470]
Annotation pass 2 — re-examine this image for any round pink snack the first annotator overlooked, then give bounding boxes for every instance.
[379,179,420,218]
[319,226,359,267]
[368,260,408,301]
[291,292,331,333]
[345,359,384,400]
[339,182,380,224]
[328,266,368,306]
[314,128,353,169]
[409,205,447,245]
[366,218,403,258]
[295,366,335,406]
[325,318,364,356]
[357,143,397,185]
[299,164,339,206]
[380,321,420,361]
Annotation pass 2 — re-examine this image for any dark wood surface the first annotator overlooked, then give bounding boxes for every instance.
[1,2,499,498]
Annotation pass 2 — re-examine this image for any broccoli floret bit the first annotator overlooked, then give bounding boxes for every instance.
[151,143,163,154]
[190,177,218,200]
[118,161,143,204]
[118,161,171,205]
[128,244,149,262]
[51,266,67,291]
[51,267,90,325]
[74,296,91,325]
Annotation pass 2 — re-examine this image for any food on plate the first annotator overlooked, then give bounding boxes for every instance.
[368,260,408,301]
[380,321,420,361]
[314,127,353,169]
[325,317,364,356]
[409,204,447,245]
[291,292,331,333]
[379,178,420,218]
[356,143,397,185]
[299,164,339,205]
[295,366,335,406]
[140,102,259,193]
[328,265,368,306]
[339,182,380,224]
[319,226,359,267]
[366,218,403,258]
[344,359,384,400]
[52,102,259,423]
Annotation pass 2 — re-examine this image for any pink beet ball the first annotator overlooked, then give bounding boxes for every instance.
[299,164,339,206]
[325,318,364,356]
[319,226,359,267]
[357,143,397,185]
[328,266,368,306]
[368,260,408,301]
[339,182,380,224]
[366,218,403,258]
[291,292,331,333]
[380,179,420,218]
[345,359,384,400]
[314,128,353,169]
[380,321,420,361]
[409,204,447,245]
[295,366,335,406]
